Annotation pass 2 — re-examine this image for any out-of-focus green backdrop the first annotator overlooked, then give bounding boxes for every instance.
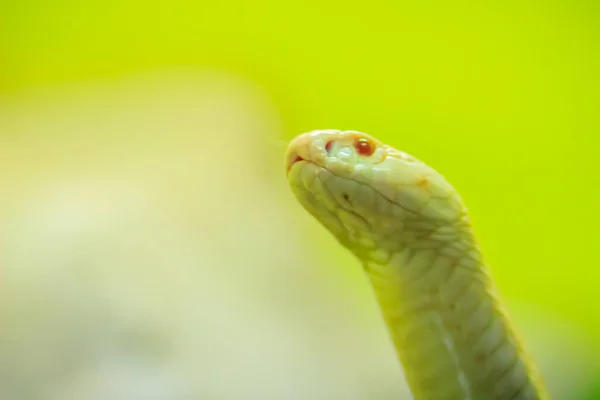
[1,1,599,399]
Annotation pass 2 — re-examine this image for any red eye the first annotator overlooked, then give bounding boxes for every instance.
[354,137,375,156]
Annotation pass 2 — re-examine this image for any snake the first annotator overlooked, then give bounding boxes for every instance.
[284,129,549,399]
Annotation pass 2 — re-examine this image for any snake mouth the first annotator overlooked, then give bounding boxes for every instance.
[286,151,306,174]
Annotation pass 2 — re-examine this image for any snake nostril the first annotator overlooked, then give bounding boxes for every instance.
[325,140,333,154]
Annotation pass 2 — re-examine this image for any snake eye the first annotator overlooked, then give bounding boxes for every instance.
[354,137,375,157]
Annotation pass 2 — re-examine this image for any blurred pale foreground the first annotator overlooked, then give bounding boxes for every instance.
[0,70,595,399]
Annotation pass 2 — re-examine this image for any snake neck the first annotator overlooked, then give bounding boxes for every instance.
[361,241,548,400]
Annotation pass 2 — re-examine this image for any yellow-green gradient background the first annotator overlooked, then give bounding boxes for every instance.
[1,1,599,398]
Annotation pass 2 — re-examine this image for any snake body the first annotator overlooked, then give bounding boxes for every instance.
[285,130,548,399]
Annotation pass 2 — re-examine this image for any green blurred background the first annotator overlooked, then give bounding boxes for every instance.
[1,0,599,398]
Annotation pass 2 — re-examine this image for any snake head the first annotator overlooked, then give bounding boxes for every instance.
[286,130,466,259]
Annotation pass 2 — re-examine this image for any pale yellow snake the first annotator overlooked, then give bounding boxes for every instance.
[285,130,549,399]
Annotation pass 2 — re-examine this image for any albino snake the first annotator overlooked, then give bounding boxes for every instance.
[285,130,549,399]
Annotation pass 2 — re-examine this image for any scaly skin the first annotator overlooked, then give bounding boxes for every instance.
[285,129,549,400]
